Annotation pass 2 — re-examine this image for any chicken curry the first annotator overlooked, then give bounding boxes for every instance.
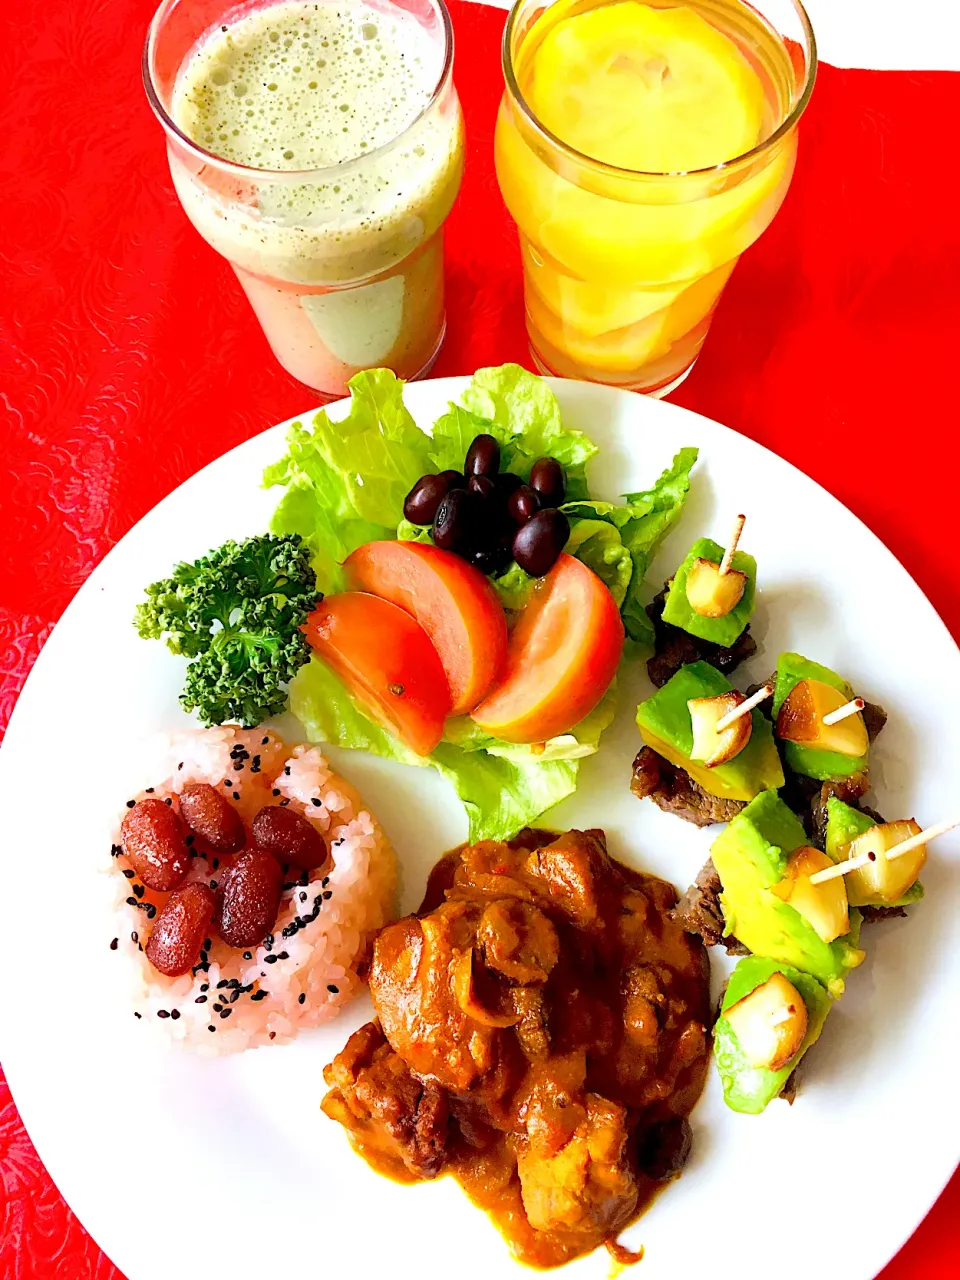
[322,828,711,1267]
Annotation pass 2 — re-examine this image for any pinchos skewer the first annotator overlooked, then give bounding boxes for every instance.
[809,817,960,884]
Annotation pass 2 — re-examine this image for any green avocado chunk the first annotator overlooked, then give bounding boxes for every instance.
[636,661,784,802]
[661,537,757,647]
[710,790,865,995]
[824,797,925,907]
[772,652,869,781]
[715,956,833,1115]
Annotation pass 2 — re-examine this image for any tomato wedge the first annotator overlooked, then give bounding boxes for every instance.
[304,593,452,756]
[470,554,624,744]
[344,541,508,715]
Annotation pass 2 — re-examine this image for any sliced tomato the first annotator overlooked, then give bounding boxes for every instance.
[344,541,508,715]
[470,554,624,744]
[304,593,452,757]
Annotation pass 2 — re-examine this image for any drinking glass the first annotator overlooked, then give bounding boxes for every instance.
[144,0,464,398]
[495,0,816,395]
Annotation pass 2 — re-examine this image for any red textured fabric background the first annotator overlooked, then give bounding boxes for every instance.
[1,0,958,1275]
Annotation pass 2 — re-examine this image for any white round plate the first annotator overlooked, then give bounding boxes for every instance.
[1,378,958,1280]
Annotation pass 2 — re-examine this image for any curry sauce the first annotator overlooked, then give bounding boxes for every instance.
[322,828,710,1268]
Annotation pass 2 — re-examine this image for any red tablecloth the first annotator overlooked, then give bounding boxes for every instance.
[1,1,958,1275]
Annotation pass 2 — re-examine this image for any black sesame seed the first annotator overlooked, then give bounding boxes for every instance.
[200,983,209,992]
[134,1011,142,1019]
[251,990,268,1001]
[265,954,278,964]
[110,937,118,951]
[233,761,244,771]
[217,979,229,988]
[195,995,207,1003]
[321,877,330,887]
[208,1025,216,1032]
[170,1009,180,1020]
[284,766,291,775]
[131,931,139,944]
[126,800,136,808]
[272,789,281,797]
[322,891,332,900]
[204,939,212,949]
[300,891,308,903]
[123,868,135,879]
[278,951,289,960]
[327,985,339,994]
[298,993,306,1005]
[145,787,155,793]
[219,1008,232,1019]
[126,896,138,907]
[111,844,122,857]
[210,880,218,890]
[213,1002,223,1012]
[269,1031,276,1040]
[133,884,145,899]
[261,736,269,745]
[224,779,231,786]
[146,904,157,919]
[280,798,291,806]
[311,798,322,807]
[212,858,219,870]
[178,762,183,770]
[164,797,173,805]
[229,989,241,1003]
[185,834,195,847]
[157,1009,170,1019]
[233,792,240,801]
[243,952,252,960]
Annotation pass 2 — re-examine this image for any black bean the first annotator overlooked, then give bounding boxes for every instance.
[494,472,523,501]
[513,509,570,577]
[507,484,540,525]
[529,457,566,508]
[467,474,496,502]
[403,473,450,525]
[433,487,483,556]
[464,434,500,478]
[470,543,511,576]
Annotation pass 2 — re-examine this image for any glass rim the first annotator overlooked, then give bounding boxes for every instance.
[500,0,818,180]
[143,0,456,181]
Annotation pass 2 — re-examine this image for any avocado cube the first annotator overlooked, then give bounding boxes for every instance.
[715,956,833,1115]
[825,797,924,908]
[711,791,865,995]
[661,537,757,647]
[773,652,869,781]
[636,662,784,802]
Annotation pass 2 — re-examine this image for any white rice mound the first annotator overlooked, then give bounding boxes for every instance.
[108,726,397,1056]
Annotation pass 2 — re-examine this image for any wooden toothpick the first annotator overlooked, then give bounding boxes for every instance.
[716,684,773,732]
[822,697,865,726]
[719,514,746,576]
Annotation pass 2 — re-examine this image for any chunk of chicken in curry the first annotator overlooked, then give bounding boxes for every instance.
[322,828,710,1268]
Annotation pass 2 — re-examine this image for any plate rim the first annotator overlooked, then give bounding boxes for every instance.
[1,374,957,1279]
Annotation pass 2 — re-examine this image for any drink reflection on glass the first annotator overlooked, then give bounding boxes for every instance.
[144,0,464,398]
[495,0,816,395]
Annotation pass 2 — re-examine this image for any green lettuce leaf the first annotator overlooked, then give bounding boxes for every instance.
[264,368,431,592]
[289,658,616,841]
[460,364,597,499]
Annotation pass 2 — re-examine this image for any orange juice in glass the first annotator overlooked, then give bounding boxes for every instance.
[495,0,816,394]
